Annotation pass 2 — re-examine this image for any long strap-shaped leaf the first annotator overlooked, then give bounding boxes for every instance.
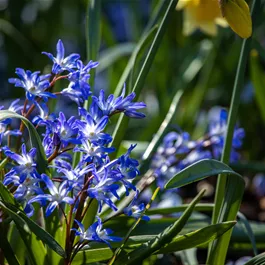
[164,159,245,264]
[0,225,21,265]
[244,253,265,265]
[72,221,235,264]
[164,159,242,189]
[113,189,205,265]
[110,0,178,159]
[209,0,260,263]
[0,110,48,175]
[0,200,66,258]
[156,221,236,254]
[85,0,101,95]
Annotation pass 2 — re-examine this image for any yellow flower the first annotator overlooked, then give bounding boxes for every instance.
[176,0,228,36]
[220,0,252,38]
[176,0,252,38]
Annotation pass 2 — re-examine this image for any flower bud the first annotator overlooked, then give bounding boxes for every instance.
[220,0,252,38]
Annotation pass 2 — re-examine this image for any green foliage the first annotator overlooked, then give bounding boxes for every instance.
[1,0,265,265]
[0,110,49,175]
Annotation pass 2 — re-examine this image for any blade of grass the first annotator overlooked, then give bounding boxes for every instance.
[0,201,65,258]
[107,187,160,265]
[244,253,265,265]
[110,0,179,159]
[113,1,169,97]
[84,0,101,101]
[237,212,258,256]
[97,43,136,74]
[0,225,20,265]
[141,89,183,170]
[250,49,265,123]
[113,189,205,265]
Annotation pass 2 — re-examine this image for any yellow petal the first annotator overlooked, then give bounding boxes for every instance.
[176,0,200,10]
[183,9,198,35]
[199,23,218,36]
[215,17,229,28]
[222,0,252,38]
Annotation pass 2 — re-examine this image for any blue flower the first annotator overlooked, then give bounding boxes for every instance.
[8,68,55,101]
[29,174,74,216]
[73,217,121,247]
[253,173,265,197]
[52,159,94,191]
[87,166,120,212]
[8,99,24,113]
[61,60,98,105]
[42,39,80,74]
[53,112,80,147]
[0,123,21,149]
[32,102,56,130]
[3,173,43,217]
[123,191,150,221]
[73,139,115,164]
[4,144,37,180]
[75,112,112,145]
[114,145,139,195]
[207,109,245,162]
[92,86,146,119]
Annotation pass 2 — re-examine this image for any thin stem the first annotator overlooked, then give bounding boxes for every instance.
[210,0,260,263]
[22,99,28,116]
[47,144,60,163]
[59,205,68,223]
[65,174,93,264]
[212,0,260,225]
[80,198,94,221]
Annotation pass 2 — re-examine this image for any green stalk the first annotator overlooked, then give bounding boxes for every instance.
[210,0,260,263]
[212,0,260,225]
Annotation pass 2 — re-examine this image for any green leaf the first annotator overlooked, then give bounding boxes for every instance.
[69,219,265,264]
[83,198,98,229]
[8,225,27,265]
[72,246,113,264]
[179,249,198,265]
[147,203,214,215]
[0,201,66,258]
[109,26,158,159]
[108,188,160,265]
[85,0,101,93]
[250,49,265,123]
[113,24,158,98]
[113,189,205,265]
[140,89,183,171]
[110,0,178,158]
[131,0,178,96]
[97,43,136,74]
[0,110,48,175]
[237,212,258,256]
[156,221,236,254]
[45,211,66,264]
[207,171,245,264]
[244,253,265,265]
[0,225,21,265]
[209,0,260,262]
[164,159,241,189]
[0,180,16,205]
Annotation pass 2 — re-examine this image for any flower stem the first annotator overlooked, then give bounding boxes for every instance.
[210,0,260,263]
[212,0,260,226]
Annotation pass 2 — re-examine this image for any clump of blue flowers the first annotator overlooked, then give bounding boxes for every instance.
[1,39,147,262]
[151,109,245,188]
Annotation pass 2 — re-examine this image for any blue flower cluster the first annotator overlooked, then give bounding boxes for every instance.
[1,40,147,248]
[151,109,245,187]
